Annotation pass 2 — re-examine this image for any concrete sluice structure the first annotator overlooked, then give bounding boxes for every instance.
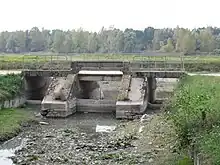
[23,61,185,119]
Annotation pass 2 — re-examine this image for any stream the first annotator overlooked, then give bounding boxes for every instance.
[0,73,214,165]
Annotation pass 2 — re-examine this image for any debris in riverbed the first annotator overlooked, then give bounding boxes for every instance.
[140,114,153,123]
[39,121,49,125]
[95,125,116,133]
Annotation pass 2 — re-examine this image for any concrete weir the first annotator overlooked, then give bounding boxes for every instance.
[22,60,185,118]
[23,71,162,118]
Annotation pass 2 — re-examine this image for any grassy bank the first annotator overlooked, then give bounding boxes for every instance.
[0,108,34,142]
[165,75,220,164]
[0,74,23,102]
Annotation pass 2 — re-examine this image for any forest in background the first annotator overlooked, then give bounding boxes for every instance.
[0,26,220,55]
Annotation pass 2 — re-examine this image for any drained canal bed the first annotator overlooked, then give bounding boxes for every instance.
[0,78,178,165]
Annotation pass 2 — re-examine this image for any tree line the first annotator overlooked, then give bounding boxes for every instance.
[0,26,220,55]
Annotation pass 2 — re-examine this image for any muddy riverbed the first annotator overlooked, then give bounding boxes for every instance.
[0,78,178,165]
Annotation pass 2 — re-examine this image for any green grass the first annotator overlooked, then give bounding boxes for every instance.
[0,74,23,101]
[0,108,33,142]
[165,75,220,164]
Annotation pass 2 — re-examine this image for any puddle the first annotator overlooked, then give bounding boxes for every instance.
[0,136,27,165]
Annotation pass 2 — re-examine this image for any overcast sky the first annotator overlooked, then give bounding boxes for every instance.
[0,0,219,32]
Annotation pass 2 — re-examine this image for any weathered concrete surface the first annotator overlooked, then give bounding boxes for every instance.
[54,74,76,101]
[78,70,122,81]
[79,81,104,100]
[132,71,186,78]
[0,96,25,109]
[22,70,185,78]
[22,70,71,77]
[147,77,157,104]
[117,75,131,101]
[71,61,130,72]
[41,74,78,117]
[77,99,116,113]
[116,77,147,119]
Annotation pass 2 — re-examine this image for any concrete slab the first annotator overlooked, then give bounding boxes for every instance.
[128,78,144,101]
[78,70,123,75]
[116,101,143,105]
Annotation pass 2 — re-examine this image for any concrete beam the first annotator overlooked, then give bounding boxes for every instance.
[78,75,122,81]
[132,71,186,78]
[22,70,71,77]
[71,61,130,72]
[78,70,123,81]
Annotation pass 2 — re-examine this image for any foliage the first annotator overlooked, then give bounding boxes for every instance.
[0,74,23,101]
[0,26,220,54]
[165,76,220,164]
[198,127,220,165]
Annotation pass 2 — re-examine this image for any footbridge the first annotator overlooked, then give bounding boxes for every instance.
[22,59,186,119]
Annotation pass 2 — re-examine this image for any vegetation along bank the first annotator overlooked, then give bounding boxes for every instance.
[0,74,33,142]
[164,75,220,164]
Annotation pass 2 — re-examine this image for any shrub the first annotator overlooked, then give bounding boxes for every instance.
[166,76,220,147]
[0,74,23,101]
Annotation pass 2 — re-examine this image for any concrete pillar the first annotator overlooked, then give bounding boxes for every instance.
[147,77,157,104]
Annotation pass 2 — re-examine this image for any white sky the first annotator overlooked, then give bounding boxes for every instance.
[0,0,219,32]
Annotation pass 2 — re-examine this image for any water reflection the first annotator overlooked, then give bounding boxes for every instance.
[0,137,27,165]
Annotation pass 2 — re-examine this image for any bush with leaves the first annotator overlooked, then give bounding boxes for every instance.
[0,74,23,101]
[165,75,220,164]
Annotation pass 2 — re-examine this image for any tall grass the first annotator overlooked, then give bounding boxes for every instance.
[0,74,23,101]
[166,76,220,164]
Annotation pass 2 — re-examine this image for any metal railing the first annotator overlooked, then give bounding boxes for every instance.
[0,54,185,71]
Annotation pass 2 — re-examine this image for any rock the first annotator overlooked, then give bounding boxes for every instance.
[140,114,152,123]
[138,126,144,133]
[148,158,154,163]
[39,121,49,125]
[35,113,41,117]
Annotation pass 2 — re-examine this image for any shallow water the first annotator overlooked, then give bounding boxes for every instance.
[0,136,27,165]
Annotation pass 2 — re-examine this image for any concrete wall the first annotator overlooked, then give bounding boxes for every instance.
[0,96,26,109]
[77,99,116,113]
[116,77,148,119]
[24,76,51,100]
[79,81,104,99]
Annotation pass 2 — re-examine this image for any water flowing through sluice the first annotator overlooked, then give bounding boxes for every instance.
[0,78,177,165]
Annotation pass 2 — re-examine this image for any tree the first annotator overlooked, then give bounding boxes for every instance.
[29,27,45,52]
[160,38,174,52]
[123,29,136,53]
[197,28,215,52]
